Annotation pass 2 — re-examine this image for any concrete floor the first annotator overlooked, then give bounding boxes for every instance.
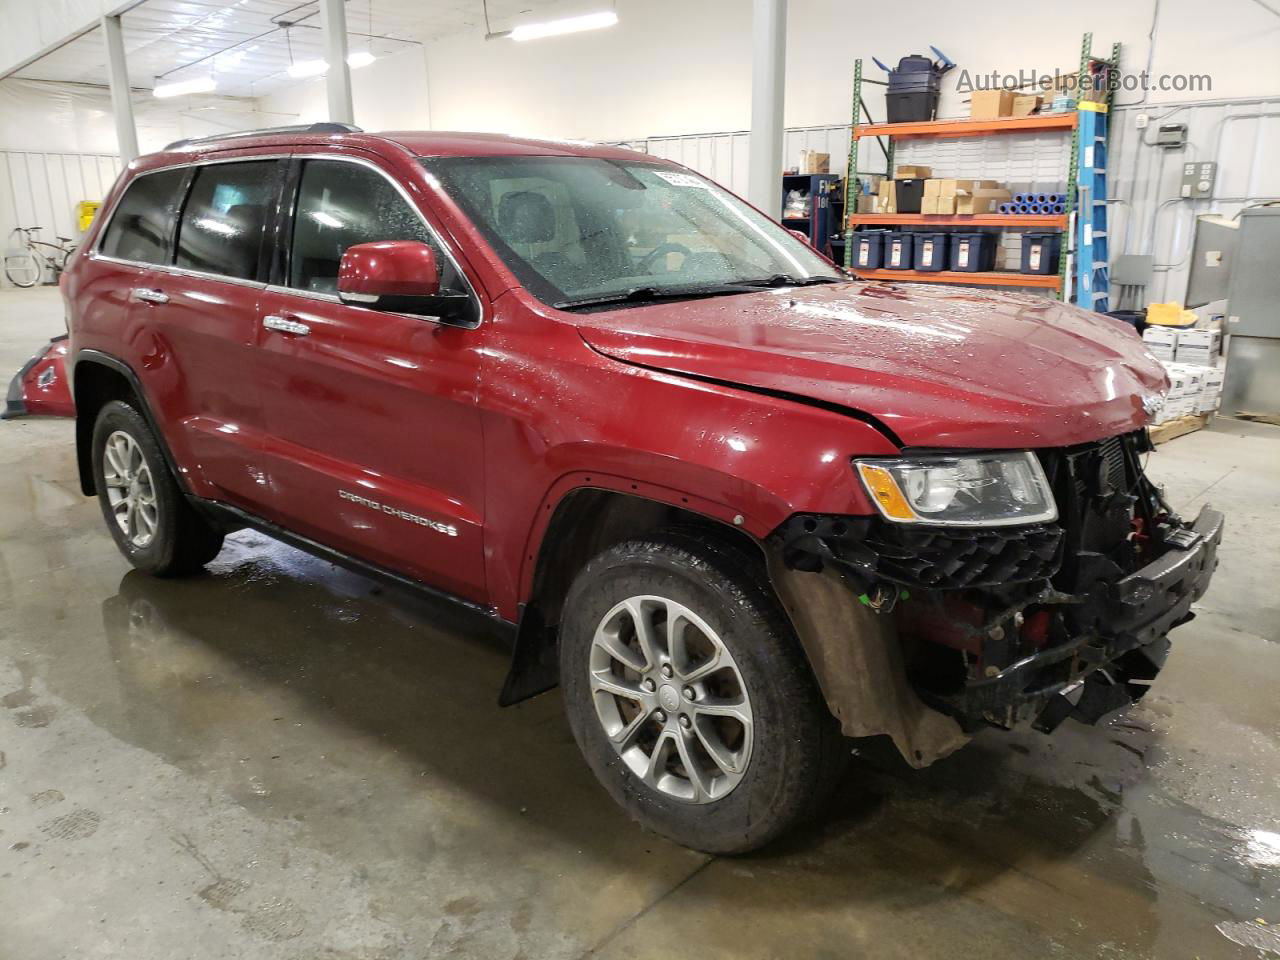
[0,285,1278,960]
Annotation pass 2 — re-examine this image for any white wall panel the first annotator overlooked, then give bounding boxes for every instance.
[1,150,120,287]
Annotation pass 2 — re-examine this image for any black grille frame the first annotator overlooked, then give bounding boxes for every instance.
[779,513,1064,590]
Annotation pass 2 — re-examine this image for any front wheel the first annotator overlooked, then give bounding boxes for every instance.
[91,400,225,576]
[560,530,845,854]
[3,251,41,287]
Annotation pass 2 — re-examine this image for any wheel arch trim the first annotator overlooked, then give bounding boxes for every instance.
[500,477,770,706]
[71,349,188,498]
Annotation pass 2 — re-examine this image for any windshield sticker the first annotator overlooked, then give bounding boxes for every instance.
[654,171,710,188]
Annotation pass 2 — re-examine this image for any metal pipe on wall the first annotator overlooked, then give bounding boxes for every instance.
[318,0,355,125]
[100,15,139,165]
[747,0,786,217]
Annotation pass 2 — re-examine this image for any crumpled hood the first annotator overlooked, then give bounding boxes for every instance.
[575,281,1166,449]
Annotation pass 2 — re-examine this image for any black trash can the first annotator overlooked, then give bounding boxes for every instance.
[949,232,996,272]
[885,54,943,123]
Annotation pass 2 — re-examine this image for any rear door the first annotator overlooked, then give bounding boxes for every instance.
[252,154,488,603]
[158,156,287,510]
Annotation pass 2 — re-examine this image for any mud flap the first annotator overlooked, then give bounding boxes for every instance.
[766,548,970,768]
[3,336,73,419]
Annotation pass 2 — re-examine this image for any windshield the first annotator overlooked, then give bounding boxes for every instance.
[422,155,843,308]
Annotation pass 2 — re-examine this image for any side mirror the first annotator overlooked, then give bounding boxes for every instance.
[787,228,813,247]
[337,241,473,322]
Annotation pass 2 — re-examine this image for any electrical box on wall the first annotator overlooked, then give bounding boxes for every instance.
[1181,162,1217,199]
[1156,123,1188,149]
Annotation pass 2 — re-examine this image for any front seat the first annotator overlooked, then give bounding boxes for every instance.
[496,191,577,286]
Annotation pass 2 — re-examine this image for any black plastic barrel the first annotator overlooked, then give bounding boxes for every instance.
[883,231,915,270]
[852,231,887,269]
[949,232,996,272]
[1020,232,1062,275]
[913,232,950,271]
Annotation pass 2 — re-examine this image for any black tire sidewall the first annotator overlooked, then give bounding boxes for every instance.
[560,538,833,854]
[91,401,187,574]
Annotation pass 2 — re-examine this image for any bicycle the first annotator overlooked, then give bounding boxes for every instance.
[4,226,78,288]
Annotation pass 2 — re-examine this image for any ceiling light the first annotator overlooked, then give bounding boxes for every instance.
[508,11,618,42]
[153,77,218,98]
[347,51,377,69]
[287,58,329,78]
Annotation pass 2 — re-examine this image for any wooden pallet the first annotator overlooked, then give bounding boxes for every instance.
[1150,413,1209,445]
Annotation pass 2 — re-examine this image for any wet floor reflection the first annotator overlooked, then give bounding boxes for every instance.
[62,531,1275,957]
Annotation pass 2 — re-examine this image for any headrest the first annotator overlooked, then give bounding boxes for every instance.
[497,191,555,244]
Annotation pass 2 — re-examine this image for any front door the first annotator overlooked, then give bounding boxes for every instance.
[253,155,488,604]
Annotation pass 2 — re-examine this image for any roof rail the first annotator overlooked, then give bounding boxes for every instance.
[163,122,362,152]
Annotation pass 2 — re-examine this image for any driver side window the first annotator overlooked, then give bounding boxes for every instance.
[289,159,460,295]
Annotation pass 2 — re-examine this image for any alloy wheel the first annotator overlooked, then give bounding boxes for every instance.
[589,595,754,803]
[102,430,158,548]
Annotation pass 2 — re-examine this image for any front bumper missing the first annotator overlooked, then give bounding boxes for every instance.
[932,505,1224,728]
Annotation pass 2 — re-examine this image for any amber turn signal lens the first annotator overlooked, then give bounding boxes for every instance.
[855,463,916,521]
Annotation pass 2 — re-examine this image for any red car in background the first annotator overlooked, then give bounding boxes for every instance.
[45,123,1220,853]
[5,335,74,419]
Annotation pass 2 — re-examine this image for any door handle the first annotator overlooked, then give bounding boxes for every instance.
[133,288,169,304]
[263,314,311,336]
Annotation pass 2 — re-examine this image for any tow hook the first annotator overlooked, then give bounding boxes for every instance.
[1033,670,1134,733]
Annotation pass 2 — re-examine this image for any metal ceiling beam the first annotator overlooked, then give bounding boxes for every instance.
[0,0,144,81]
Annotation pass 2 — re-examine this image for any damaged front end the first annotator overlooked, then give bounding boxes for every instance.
[774,431,1223,764]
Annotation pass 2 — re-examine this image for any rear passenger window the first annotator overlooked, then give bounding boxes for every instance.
[176,161,279,281]
[98,168,188,265]
[289,159,460,294]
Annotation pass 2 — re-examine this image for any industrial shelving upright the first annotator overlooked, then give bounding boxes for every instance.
[1068,34,1122,312]
[841,33,1119,305]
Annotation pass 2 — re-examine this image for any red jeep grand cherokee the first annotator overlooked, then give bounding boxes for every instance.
[61,123,1222,853]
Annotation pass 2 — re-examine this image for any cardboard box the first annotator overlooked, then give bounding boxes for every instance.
[856,194,878,214]
[923,179,942,197]
[876,179,896,214]
[955,188,1012,214]
[935,178,999,197]
[921,196,937,214]
[1174,327,1222,366]
[894,164,932,179]
[1197,364,1226,413]
[800,150,830,174]
[931,195,956,215]
[1011,94,1043,116]
[1142,326,1179,361]
[970,90,1015,120]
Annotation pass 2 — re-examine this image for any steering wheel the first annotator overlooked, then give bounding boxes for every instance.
[637,242,693,274]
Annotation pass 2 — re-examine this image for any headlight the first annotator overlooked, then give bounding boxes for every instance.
[854,451,1057,526]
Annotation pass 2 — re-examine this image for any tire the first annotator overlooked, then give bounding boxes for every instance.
[91,400,224,576]
[560,529,846,854]
[3,251,41,288]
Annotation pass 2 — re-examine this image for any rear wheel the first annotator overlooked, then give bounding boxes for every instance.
[560,530,845,854]
[92,400,224,576]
